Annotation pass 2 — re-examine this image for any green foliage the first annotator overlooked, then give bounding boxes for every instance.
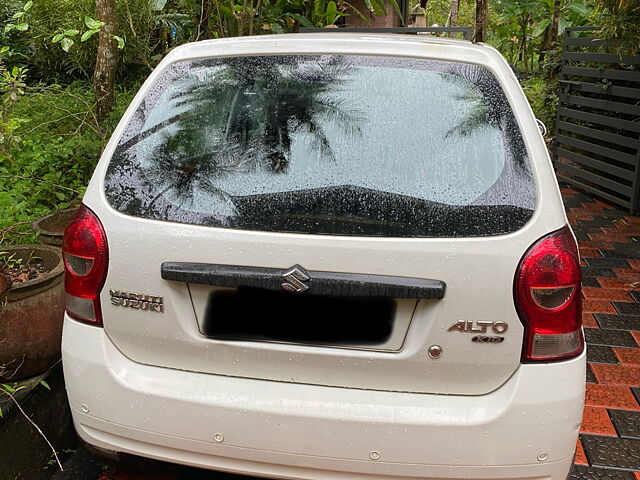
[522,72,559,133]
[595,0,640,55]
[421,0,594,73]
[1,0,153,81]
[197,0,401,38]
[0,83,136,244]
[489,0,594,73]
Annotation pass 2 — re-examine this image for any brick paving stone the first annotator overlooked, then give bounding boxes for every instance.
[601,227,640,238]
[602,245,640,259]
[583,300,617,314]
[595,314,640,331]
[630,291,640,302]
[587,345,618,364]
[579,241,616,250]
[581,406,617,436]
[583,313,599,328]
[569,465,637,479]
[634,388,640,405]
[629,260,640,270]
[591,364,640,386]
[589,233,635,244]
[581,248,603,258]
[632,332,640,347]
[582,267,617,278]
[586,258,631,269]
[583,288,633,302]
[613,269,640,281]
[599,278,639,289]
[587,364,597,383]
[615,348,640,365]
[610,410,640,440]
[575,440,589,466]
[598,278,640,290]
[585,384,640,410]
[584,328,638,348]
[580,434,640,470]
[615,302,640,316]
[583,277,603,288]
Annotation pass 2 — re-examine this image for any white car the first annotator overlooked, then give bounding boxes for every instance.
[62,33,585,480]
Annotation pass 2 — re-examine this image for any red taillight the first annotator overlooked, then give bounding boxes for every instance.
[62,205,108,326]
[514,226,583,362]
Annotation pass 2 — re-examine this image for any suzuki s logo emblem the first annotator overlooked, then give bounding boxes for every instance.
[281,265,310,293]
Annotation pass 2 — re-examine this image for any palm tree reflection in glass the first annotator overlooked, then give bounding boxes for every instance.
[144,56,363,213]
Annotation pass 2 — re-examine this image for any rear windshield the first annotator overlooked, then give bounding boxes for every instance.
[105,54,535,237]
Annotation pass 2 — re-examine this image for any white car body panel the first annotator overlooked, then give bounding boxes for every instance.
[64,34,583,479]
[81,34,568,395]
[64,317,583,479]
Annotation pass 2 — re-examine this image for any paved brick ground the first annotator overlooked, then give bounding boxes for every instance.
[562,186,640,480]
[58,186,640,480]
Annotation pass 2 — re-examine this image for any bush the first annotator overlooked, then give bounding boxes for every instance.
[0,82,136,244]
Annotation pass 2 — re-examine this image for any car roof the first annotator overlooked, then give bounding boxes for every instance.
[162,33,502,67]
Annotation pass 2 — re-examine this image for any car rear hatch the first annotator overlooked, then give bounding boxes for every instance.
[92,38,546,395]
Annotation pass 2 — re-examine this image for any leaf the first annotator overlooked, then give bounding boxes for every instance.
[15,23,29,31]
[218,5,235,22]
[11,11,25,19]
[326,1,338,22]
[2,383,15,393]
[52,33,65,43]
[363,0,374,12]
[55,192,65,201]
[61,37,74,52]
[84,16,104,30]
[113,35,125,49]
[533,18,550,37]
[287,13,314,28]
[23,1,33,11]
[39,380,50,390]
[150,0,167,10]
[270,22,284,33]
[81,30,97,42]
[64,29,80,36]
[567,2,589,16]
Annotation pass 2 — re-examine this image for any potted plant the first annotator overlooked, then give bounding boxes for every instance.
[32,207,78,247]
[0,245,65,381]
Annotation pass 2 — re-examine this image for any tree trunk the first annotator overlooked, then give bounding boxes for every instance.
[538,0,561,64]
[474,0,488,42]
[449,0,459,28]
[518,13,529,74]
[198,0,212,39]
[94,0,118,121]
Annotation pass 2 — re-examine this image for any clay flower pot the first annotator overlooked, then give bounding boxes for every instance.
[32,207,78,247]
[0,245,65,381]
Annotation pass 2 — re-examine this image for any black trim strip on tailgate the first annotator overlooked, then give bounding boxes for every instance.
[161,263,446,299]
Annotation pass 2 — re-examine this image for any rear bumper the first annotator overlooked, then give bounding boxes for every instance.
[62,317,585,480]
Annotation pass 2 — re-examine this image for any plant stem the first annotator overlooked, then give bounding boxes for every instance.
[3,390,63,471]
[0,175,81,194]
